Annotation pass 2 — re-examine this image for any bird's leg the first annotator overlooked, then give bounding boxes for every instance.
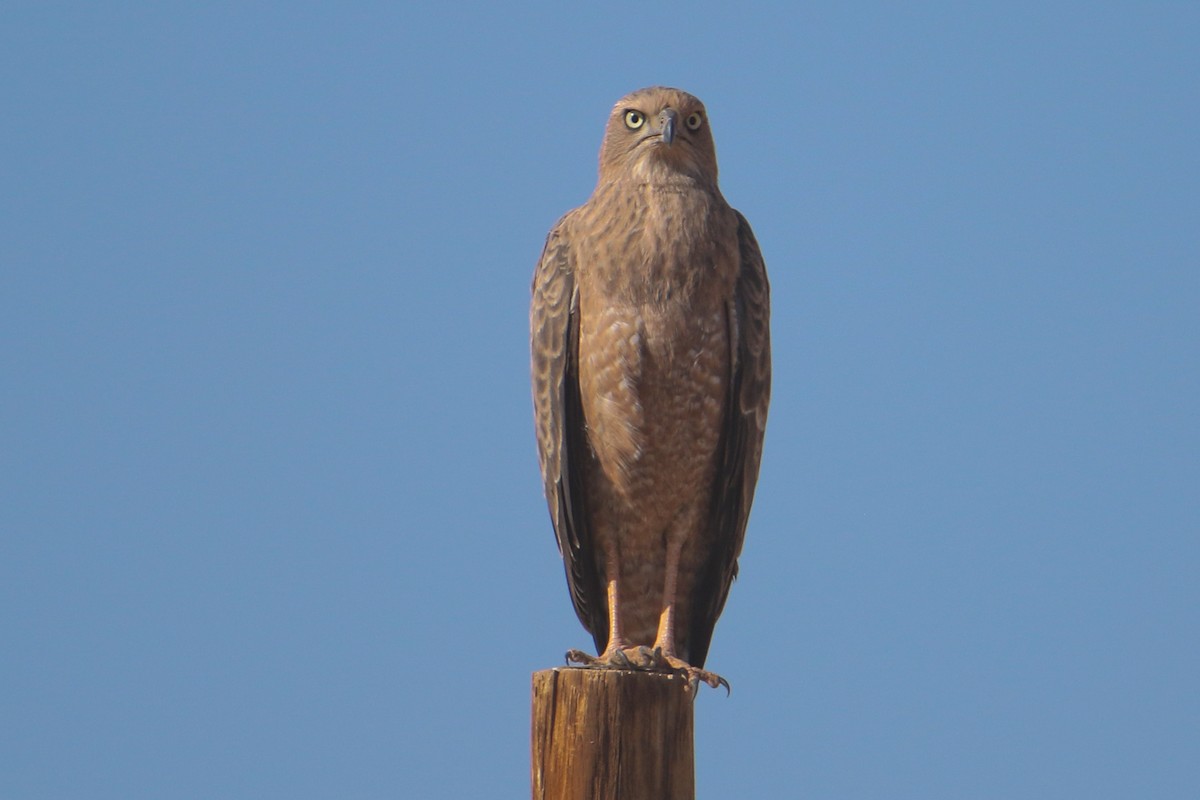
[567,574,631,662]
[651,536,683,657]
[651,537,729,694]
[567,541,659,669]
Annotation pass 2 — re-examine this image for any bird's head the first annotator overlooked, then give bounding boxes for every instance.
[598,87,718,185]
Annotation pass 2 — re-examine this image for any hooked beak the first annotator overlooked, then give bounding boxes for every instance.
[659,108,677,146]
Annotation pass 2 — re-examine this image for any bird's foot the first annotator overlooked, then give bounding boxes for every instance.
[566,644,661,670]
[564,646,729,695]
[657,652,730,696]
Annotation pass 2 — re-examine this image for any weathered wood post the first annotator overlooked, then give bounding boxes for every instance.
[531,668,695,800]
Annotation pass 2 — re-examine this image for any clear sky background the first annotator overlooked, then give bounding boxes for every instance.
[3,3,1197,798]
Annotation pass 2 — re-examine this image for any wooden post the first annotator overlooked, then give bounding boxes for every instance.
[531,668,694,800]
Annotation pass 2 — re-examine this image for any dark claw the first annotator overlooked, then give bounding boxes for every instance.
[565,648,595,666]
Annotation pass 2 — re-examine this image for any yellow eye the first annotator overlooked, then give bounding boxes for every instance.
[686,112,704,131]
[624,110,645,130]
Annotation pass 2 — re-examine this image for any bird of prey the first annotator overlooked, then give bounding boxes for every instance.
[531,87,770,691]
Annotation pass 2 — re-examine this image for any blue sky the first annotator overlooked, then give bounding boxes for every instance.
[2,3,1197,798]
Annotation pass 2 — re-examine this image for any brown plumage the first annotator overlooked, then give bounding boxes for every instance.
[531,87,770,691]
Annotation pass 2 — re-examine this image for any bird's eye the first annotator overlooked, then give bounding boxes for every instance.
[686,112,704,131]
[624,110,645,130]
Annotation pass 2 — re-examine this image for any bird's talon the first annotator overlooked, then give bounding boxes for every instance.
[566,649,597,666]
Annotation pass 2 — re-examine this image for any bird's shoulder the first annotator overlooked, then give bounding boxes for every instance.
[546,203,591,241]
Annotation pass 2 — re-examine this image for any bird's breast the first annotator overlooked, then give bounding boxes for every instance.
[572,181,739,502]
[577,282,731,507]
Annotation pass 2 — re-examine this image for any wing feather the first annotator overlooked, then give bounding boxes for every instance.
[530,217,607,653]
[687,210,771,667]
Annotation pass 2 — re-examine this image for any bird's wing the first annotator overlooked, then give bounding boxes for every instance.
[687,210,772,667]
[530,216,607,653]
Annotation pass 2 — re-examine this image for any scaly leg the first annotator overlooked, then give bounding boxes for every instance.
[566,540,658,669]
[650,537,729,694]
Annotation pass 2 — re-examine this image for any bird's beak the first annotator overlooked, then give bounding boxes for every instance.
[659,109,677,146]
